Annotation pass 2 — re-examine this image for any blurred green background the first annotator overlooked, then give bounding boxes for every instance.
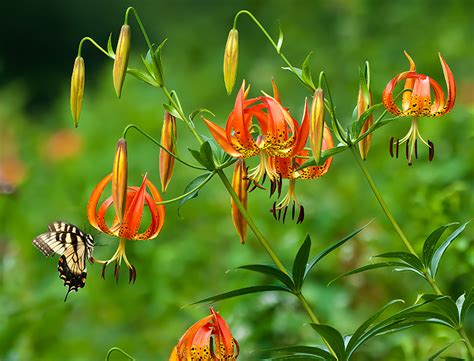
[0,0,473,360]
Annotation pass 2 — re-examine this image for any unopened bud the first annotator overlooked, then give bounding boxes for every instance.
[113,25,131,98]
[70,56,85,127]
[231,159,249,244]
[357,85,373,160]
[223,29,239,95]
[310,88,325,163]
[112,138,128,220]
[159,112,177,192]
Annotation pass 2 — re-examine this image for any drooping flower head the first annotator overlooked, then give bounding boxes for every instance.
[169,308,239,360]
[382,51,456,164]
[87,139,165,282]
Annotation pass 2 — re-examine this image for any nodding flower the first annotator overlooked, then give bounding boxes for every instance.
[169,308,239,361]
[382,51,456,165]
[87,139,165,282]
[203,80,308,185]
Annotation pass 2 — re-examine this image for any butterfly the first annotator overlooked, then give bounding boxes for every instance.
[32,221,94,301]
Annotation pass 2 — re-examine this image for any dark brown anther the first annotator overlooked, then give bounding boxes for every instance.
[428,140,435,161]
[291,201,296,221]
[414,139,418,159]
[405,141,409,160]
[101,263,108,279]
[297,205,305,224]
[270,180,276,197]
[282,206,288,224]
[261,172,267,186]
[114,262,120,283]
[277,175,283,198]
[389,137,394,158]
[129,265,137,284]
[277,207,282,221]
[270,202,277,220]
[395,139,400,158]
[249,182,258,193]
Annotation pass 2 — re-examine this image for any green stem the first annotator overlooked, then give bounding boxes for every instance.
[122,124,206,170]
[459,327,474,360]
[319,72,347,145]
[233,10,310,90]
[106,347,135,361]
[156,172,215,205]
[216,169,287,274]
[78,37,111,58]
[125,7,153,49]
[351,146,417,255]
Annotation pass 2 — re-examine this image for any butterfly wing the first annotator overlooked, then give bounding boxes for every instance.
[58,241,87,301]
[32,231,68,257]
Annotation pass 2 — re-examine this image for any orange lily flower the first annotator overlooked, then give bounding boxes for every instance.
[169,308,239,360]
[88,140,165,282]
[203,81,308,183]
[382,51,456,164]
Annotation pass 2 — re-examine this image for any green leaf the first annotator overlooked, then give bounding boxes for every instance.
[107,33,115,57]
[237,265,294,289]
[460,288,473,322]
[443,357,465,361]
[292,235,311,291]
[375,252,424,272]
[346,299,404,356]
[188,148,205,166]
[162,103,183,120]
[418,294,460,327]
[282,66,303,77]
[430,222,469,278]
[329,262,409,285]
[296,145,348,170]
[422,223,458,268]
[190,285,291,305]
[355,104,382,135]
[199,141,216,170]
[301,52,315,89]
[428,342,455,360]
[127,68,159,87]
[305,222,371,280]
[309,324,346,360]
[189,108,215,121]
[269,356,327,360]
[177,174,211,216]
[270,346,335,360]
[276,22,284,53]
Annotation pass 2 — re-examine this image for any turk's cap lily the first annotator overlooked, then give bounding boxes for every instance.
[382,51,456,118]
[169,308,239,360]
[70,56,85,127]
[87,172,165,241]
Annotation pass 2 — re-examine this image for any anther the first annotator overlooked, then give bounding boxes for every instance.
[428,140,435,161]
[395,139,400,158]
[270,181,276,198]
[277,207,282,221]
[270,202,277,220]
[405,141,409,160]
[291,201,296,221]
[277,175,283,198]
[389,137,394,158]
[282,206,288,224]
[297,205,305,224]
[114,262,120,283]
[101,263,108,279]
[414,139,418,159]
[261,173,267,186]
[129,265,137,284]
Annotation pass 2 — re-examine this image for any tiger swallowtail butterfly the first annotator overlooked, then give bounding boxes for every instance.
[32,221,94,301]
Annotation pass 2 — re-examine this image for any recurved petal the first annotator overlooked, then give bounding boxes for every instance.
[203,118,242,157]
[87,173,113,230]
[438,52,456,114]
[382,71,413,115]
[119,174,148,240]
[211,308,238,358]
[133,179,165,240]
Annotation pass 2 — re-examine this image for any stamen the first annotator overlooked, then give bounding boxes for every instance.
[114,262,120,283]
[414,139,418,159]
[101,263,108,279]
[270,180,276,197]
[129,264,137,284]
[396,139,400,158]
[277,175,283,198]
[270,202,277,220]
[389,137,394,158]
[428,140,435,161]
[282,206,288,224]
[291,201,296,221]
[297,205,305,224]
[261,172,267,186]
[277,207,282,221]
[405,141,409,160]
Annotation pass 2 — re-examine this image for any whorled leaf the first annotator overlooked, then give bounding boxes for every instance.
[309,324,346,360]
[292,235,311,292]
[190,285,291,305]
[237,264,294,290]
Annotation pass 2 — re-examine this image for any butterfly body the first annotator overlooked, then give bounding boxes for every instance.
[32,221,94,301]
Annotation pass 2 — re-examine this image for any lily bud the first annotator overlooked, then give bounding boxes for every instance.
[231,159,249,244]
[70,56,85,127]
[112,138,128,221]
[310,88,325,163]
[159,112,177,192]
[223,29,239,95]
[113,25,131,98]
[357,85,373,161]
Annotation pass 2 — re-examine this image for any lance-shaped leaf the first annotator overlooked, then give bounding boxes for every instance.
[191,285,291,305]
[301,52,315,89]
[329,261,410,285]
[309,324,346,360]
[429,221,469,278]
[422,222,458,267]
[269,346,336,361]
[177,173,213,216]
[418,294,460,327]
[237,264,294,289]
[460,288,473,322]
[428,343,456,361]
[292,235,311,291]
[305,221,371,280]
